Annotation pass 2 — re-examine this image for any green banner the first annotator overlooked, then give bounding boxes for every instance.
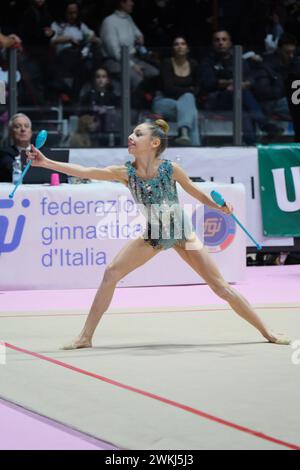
[258,144,300,237]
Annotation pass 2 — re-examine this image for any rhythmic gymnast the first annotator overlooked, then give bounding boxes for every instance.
[26,119,290,348]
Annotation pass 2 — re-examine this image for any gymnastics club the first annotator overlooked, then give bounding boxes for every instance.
[9,129,48,199]
[210,190,262,250]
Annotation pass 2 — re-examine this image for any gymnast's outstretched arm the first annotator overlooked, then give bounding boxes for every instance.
[26,145,128,184]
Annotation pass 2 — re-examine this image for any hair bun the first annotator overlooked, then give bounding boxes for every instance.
[154,119,169,134]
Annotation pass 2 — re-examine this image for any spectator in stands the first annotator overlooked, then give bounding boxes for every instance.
[21,0,53,51]
[253,34,300,120]
[20,0,55,104]
[0,113,32,182]
[79,67,121,140]
[199,29,283,144]
[51,1,102,100]
[69,114,97,147]
[79,67,120,111]
[152,36,200,146]
[99,0,159,90]
[264,9,285,53]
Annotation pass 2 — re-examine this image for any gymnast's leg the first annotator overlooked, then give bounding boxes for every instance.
[173,237,290,344]
[63,237,160,349]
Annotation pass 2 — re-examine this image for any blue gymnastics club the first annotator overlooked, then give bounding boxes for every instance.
[211,190,262,250]
[9,129,48,199]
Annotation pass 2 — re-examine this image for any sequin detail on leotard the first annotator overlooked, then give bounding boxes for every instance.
[125,159,194,250]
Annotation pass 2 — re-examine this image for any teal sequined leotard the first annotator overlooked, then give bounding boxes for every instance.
[125,159,195,250]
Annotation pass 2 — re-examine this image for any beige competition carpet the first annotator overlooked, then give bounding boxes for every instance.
[1,303,300,450]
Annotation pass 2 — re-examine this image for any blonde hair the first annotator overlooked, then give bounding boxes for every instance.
[154,119,169,134]
[147,119,169,156]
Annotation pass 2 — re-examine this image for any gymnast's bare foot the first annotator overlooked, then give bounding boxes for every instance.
[61,337,92,350]
[263,331,290,345]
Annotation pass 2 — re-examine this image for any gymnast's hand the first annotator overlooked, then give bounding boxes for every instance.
[220,202,233,215]
[26,145,47,167]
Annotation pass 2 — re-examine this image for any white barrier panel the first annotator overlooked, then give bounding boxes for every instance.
[0,182,245,290]
[69,147,294,247]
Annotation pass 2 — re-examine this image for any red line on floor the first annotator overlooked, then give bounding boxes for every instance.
[5,342,300,450]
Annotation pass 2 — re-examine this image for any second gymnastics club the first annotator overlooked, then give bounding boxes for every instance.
[9,129,48,199]
[210,190,262,250]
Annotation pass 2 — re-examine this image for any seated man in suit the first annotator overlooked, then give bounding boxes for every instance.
[0,113,32,182]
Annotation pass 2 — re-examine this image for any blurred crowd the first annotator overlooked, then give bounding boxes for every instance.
[1,0,300,146]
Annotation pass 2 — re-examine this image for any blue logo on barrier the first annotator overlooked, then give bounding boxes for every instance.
[192,207,236,253]
[0,199,30,254]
